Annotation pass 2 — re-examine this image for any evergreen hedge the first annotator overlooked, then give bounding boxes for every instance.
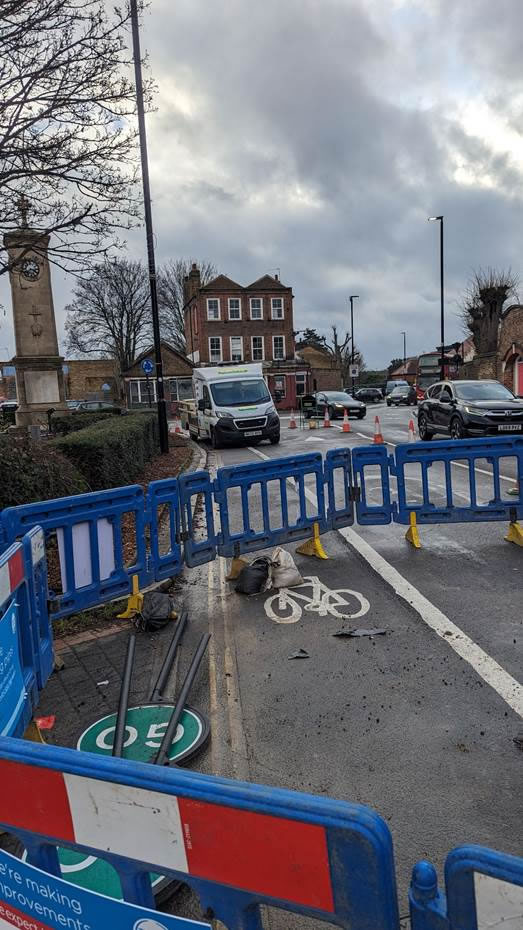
[0,436,88,510]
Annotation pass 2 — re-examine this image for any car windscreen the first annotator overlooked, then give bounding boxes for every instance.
[325,392,356,402]
[210,378,271,406]
[391,387,408,395]
[454,382,515,402]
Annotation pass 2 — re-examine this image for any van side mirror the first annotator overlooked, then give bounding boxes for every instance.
[198,398,206,411]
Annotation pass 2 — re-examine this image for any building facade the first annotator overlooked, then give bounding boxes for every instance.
[183,266,307,409]
[122,343,194,412]
[499,305,523,396]
[295,345,342,392]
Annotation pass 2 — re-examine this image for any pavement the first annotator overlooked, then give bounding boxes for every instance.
[26,408,523,927]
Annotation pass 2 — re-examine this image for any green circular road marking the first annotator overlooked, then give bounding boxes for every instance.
[77,703,209,764]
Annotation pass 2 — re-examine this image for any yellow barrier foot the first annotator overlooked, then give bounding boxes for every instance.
[23,720,45,744]
[296,522,329,559]
[505,521,523,547]
[308,418,317,429]
[117,574,144,618]
[507,485,520,497]
[405,512,422,549]
[226,556,249,580]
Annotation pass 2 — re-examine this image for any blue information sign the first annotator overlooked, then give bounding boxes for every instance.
[0,848,209,930]
[0,604,25,737]
[141,359,154,375]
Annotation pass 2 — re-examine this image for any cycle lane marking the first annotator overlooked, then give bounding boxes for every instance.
[248,445,523,719]
[264,575,370,624]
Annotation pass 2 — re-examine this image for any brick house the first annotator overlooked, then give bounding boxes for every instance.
[499,305,523,396]
[183,266,308,409]
[122,342,194,413]
[64,359,120,403]
[295,345,342,392]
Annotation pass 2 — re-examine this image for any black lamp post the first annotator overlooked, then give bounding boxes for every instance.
[130,0,169,453]
[401,331,406,368]
[349,295,359,391]
[428,215,445,381]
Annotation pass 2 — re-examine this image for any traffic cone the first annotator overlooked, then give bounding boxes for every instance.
[373,415,384,444]
[289,409,297,429]
[408,418,416,442]
[175,416,182,434]
[323,407,331,428]
[342,409,351,433]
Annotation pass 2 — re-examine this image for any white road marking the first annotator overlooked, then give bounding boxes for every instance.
[248,445,523,719]
[264,575,370,624]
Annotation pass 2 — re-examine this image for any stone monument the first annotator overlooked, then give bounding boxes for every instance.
[3,197,68,426]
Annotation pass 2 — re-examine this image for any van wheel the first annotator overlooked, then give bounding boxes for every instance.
[211,428,221,449]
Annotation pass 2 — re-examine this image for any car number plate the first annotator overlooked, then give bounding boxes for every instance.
[498,424,521,431]
[244,430,262,437]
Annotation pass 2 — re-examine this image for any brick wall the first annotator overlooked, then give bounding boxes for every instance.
[499,305,523,393]
[66,360,119,401]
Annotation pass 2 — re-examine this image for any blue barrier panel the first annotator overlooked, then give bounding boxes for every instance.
[352,445,394,525]
[1,486,151,619]
[147,478,184,581]
[22,526,53,690]
[0,737,401,930]
[178,470,218,567]
[324,447,355,529]
[215,452,327,557]
[392,436,523,525]
[0,541,40,737]
[409,845,523,930]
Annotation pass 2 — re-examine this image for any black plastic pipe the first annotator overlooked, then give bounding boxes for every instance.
[112,633,136,757]
[154,633,211,765]
[149,611,188,703]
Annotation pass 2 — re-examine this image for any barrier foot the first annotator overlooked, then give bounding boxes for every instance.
[505,520,523,547]
[507,485,520,497]
[117,574,144,618]
[405,512,422,549]
[23,720,45,744]
[296,522,329,559]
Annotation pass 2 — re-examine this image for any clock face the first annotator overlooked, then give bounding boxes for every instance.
[21,258,39,281]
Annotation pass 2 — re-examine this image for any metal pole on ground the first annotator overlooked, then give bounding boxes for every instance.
[149,611,188,703]
[153,632,211,765]
[113,633,136,757]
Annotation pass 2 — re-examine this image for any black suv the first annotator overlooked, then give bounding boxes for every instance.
[417,380,523,440]
[354,387,383,403]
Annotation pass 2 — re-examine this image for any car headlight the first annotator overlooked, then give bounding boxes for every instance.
[264,404,276,415]
[215,410,233,418]
[335,403,344,408]
[464,406,488,416]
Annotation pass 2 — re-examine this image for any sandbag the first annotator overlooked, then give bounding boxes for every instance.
[270,547,303,589]
[138,591,177,631]
[235,557,272,595]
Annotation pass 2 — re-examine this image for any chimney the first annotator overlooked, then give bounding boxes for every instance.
[275,273,279,281]
[184,263,201,305]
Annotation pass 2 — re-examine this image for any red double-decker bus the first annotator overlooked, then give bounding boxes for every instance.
[415,348,463,398]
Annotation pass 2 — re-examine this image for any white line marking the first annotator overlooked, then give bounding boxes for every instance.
[248,446,523,719]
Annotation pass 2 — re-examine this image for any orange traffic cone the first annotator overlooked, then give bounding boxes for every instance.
[408,418,416,443]
[289,409,297,429]
[175,416,182,434]
[373,415,384,444]
[323,407,331,428]
[342,409,351,433]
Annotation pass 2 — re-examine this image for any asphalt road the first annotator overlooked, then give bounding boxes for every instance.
[180,406,522,927]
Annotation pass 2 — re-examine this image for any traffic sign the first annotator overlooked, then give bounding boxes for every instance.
[101,382,111,392]
[142,359,154,374]
[349,364,359,378]
[77,703,209,764]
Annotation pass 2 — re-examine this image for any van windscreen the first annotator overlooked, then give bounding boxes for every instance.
[210,379,271,406]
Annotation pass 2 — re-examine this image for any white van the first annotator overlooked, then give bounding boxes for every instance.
[180,363,280,448]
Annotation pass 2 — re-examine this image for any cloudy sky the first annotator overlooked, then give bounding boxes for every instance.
[2,0,523,368]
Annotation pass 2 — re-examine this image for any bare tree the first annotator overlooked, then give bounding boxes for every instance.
[459,268,519,355]
[157,259,217,352]
[0,0,149,276]
[64,259,150,374]
[327,325,365,384]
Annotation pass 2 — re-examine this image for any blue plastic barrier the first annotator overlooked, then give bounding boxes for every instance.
[22,526,53,690]
[214,452,327,557]
[1,486,152,619]
[352,445,394,525]
[410,845,523,930]
[147,478,184,581]
[0,532,48,737]
[324,447,356,529]
[0,736,401,929]
[391,436,523,525]
[178,470,218,567]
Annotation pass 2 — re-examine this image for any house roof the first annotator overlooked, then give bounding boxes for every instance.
[246,274,288,291]
[122,341,193,374]
[198,273,289,293]
[199,274,243,292]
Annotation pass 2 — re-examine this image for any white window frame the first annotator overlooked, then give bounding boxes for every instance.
[272,335,285,360]
[207,298,220,321]
[271,297,284,320]
[296,372,307,396]
[250,297,263,320]
[228,297,242,321]
[273,375,286,397]
[251,335,264,361]
[208,336,223,363]
[229,335,243,362]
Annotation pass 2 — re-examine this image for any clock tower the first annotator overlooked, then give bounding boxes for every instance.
[4,201,68,426]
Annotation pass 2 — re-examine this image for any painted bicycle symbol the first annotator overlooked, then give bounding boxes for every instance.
[264,575,370,625]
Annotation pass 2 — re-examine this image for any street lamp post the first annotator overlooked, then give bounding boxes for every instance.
[428,215,445,381]
[130,0,169,454]
[401,331,406,369]
[349,295,359,392]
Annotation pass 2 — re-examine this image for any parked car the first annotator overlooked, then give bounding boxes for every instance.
[386,384,417,407]
[305,391,366,420]
[384,379,408,397]
[72,401,124,414]
[353,387,383,403]
[417,380,523,440]
[66,399,83,410]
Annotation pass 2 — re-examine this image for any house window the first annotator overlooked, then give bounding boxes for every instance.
[273,375,286,397]
[272,335,285,360]
[271,297,284,320]
[230,336,243,361]
[168,379,178,402]
[128,379,156,405]
[207,298,220,321]
[228,297,241,320]
[209,336,222,362]
[129,381,139,405]
[296,373,307,396]
[250,298,262,320]
[251,336,264,361]
[177,378,194,400]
